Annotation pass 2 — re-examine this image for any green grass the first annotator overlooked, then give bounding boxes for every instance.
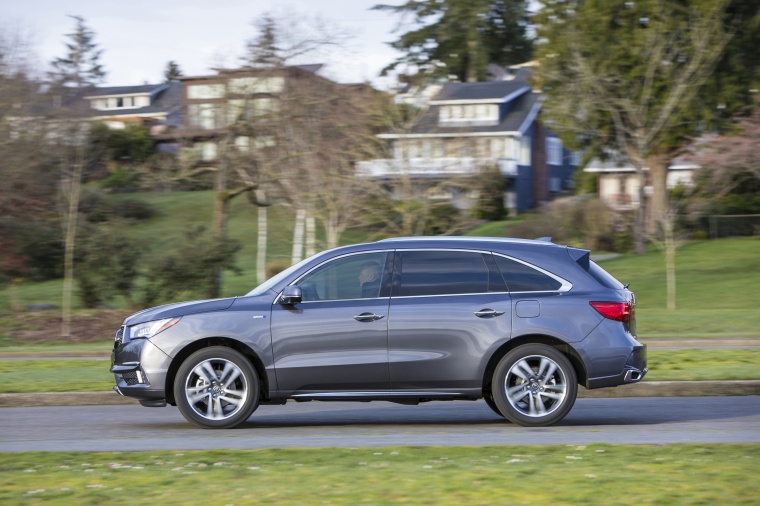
[1,349,758,394]
[0,360,113,393]
[0,445,758,505]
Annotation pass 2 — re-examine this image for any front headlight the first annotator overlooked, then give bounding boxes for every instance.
[130,317,181,339]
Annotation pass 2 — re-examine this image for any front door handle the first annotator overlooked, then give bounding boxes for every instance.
[354,312,385,322]
[475,309,505,318]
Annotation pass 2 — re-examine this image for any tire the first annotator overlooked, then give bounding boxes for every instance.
[491,344,577,427]
[483,393,505,418]
[174,347,260,429]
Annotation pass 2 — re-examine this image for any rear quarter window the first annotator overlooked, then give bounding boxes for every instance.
[588,261,625,289]
[494,255,562,292]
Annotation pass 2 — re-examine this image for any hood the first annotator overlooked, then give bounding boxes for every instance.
[123,297,238,326]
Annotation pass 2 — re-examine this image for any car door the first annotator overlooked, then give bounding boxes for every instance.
[270,251,393,393]
[388,250,512,391]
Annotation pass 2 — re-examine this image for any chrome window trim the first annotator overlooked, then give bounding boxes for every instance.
[492,252,573,292]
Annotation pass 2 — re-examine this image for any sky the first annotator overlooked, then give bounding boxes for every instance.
[3,0,406,89]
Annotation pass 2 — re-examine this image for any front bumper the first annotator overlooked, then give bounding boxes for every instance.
[111,336,171,403]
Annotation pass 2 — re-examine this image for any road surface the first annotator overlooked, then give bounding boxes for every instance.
[1,396,758,452]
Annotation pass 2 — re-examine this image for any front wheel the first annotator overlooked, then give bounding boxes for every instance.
[174,347,259,429]
[491,344,577,427]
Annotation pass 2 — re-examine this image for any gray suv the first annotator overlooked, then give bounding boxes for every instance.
[111,237,646,428]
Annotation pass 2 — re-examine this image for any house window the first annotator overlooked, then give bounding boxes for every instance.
[547,137,563,165]
[188,103,223,129]
[519,136,531,165]
[187,83,225,99]
[195,142,218,161]
[571,150,582,166]
[229,77,284,94]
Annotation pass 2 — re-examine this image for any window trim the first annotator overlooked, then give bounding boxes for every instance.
[493,253,573,293]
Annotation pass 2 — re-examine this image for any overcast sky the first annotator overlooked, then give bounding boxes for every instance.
[4,0,405,89]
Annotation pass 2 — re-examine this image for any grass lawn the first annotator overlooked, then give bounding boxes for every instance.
[1,445,758,505]
[1,349,758,394]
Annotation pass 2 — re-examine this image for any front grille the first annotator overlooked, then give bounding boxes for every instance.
[122,371,139,386]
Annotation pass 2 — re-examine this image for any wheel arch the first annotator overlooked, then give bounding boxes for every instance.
[481,335,588,395]
[165,337,269,405]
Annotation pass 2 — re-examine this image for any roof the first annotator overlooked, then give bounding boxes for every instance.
[431,80,531,104]
[83,83,168,98]
[381,90,541,137]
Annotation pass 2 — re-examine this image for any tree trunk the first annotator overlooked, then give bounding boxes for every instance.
[326,209,339,249]
[61,158,85,339]
[647,152,668,236]
[291,208,306,264]
[634,168,648,255]
[211,166,228,299]
[305,214,316,258]
[663,215,677,311]
[256,205,267,284]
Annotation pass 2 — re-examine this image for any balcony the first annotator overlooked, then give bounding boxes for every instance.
[356,157,518,178]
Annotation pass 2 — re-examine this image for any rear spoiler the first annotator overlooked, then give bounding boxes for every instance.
[567,247,590,270]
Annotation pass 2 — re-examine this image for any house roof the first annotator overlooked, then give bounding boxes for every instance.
[381,90,541,138]
[431,80,531,104]
[83,83,168,98]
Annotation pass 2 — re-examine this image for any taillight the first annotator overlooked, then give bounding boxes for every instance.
[590,301,631,322]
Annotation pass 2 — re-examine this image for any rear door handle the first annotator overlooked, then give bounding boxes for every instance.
[354,312,385,322]
[474,309,505,318]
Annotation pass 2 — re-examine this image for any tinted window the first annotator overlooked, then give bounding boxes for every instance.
[495,255,562,292]
[588,261,624,289]
[398,251,489,296]
[297,252,389,301]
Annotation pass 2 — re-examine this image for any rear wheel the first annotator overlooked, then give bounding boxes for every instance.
[492,344,577,427]
[174,347,259,429]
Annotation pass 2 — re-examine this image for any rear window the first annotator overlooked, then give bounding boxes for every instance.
[588,261,624,289]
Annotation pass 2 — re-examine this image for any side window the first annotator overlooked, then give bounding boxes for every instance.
[495,255,562,292]
[297,252,389,301]
[398,251,490,297]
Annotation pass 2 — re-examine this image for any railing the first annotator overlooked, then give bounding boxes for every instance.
[356,158,519,178]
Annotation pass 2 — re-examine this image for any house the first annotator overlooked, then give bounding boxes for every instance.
[81,82,183,134]
[584,153,699,211]
[157,64,355,167]
[356,68,579,214]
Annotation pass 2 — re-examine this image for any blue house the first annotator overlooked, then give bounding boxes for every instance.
[356,68,578,214]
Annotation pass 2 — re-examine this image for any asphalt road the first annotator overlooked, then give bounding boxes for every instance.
[3,396,759,452]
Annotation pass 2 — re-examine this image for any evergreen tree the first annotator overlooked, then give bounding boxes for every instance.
[373,0,533,83]
[163,60,183,82]
[243,15,285,67]
[49,15,105,88]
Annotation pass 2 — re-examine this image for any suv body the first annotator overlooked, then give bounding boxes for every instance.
[111,237,646,428]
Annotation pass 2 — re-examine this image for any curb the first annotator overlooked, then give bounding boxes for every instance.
[1,381,759,408]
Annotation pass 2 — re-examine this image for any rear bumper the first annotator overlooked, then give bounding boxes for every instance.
[587,344,648,389]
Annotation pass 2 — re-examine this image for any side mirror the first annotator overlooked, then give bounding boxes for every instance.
[279,285,303,305]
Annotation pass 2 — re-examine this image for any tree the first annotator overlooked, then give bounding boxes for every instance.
[49,15,105,88]
[535,0,743,254]
[688,109,760,218]
[163,60,183,82]
[0,28,64,284]
[373,0,533,82]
